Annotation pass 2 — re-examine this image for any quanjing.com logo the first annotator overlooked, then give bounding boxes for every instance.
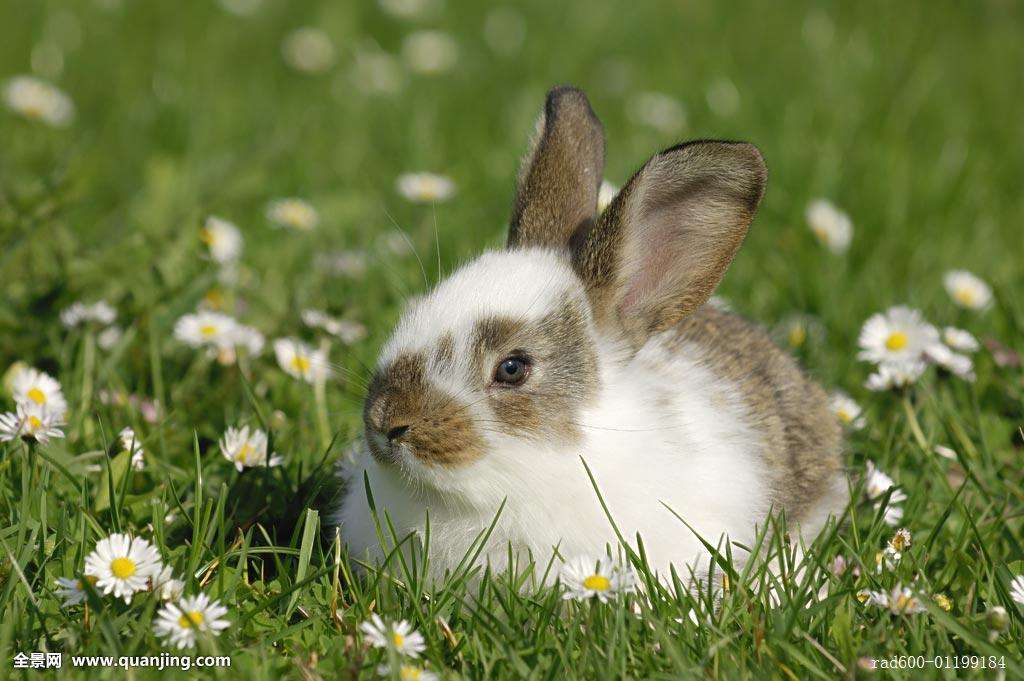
[13,652,231,671]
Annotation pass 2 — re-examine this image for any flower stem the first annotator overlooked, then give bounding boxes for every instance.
[901,392,928,452]
[314,339,331,451]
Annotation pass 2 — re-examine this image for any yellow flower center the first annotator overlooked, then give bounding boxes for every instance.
[200,324,219,336]
[235,443,254,462]
[26,387,46,404]
[935,594,952,611]
[953,288,977,306]
[199,228,213,245]
[856,591,870,604]
[836,409,852,424]
[399,666,422,681]
[76,575,99,590]
[178,611,204,629]
[392,632,405,648]
[894,593,915,611]
[290,355,311,373]
[27,415,43,430]
[582,574,611,592]
[110,557,137,579]
[885,331,908,351]
[788,325,807,348]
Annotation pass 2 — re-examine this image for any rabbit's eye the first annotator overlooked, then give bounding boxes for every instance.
[493,357,531,386]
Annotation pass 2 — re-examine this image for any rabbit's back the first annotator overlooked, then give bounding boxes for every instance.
[663,304,846,530]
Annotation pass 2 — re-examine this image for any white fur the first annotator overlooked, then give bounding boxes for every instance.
[334,247,815,584]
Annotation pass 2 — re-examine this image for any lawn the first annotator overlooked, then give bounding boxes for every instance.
[2,0,1023,678]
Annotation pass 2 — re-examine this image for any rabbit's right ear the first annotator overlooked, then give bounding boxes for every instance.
[572,140,767,348]
[507,86,605,250]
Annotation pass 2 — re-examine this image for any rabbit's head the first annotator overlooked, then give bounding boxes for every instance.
[363,86,766,490]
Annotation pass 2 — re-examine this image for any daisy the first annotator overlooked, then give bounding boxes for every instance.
[402,31,458,75]
[396,172,456,203]
[805,199,852,254]
[858,306,938,366]
[0,402,65,443]
[560,556,636,602]
[933,593,953,612]
[10,366,68,417]
[865,585,926,615]
[626,91,685,134]
[829,391,865,430]
[888,528,912,555]
[227,323,266,356]
[377,664,438,681]
[219,426,283,471]
[942,327,980,352]
[943,270,992,311]
[150,564,185,601]
[281,27,336,74]
[55,575,97,607]
[173,311,238,349]
[97,325,124,350]
[864,360,927,391]
[360,614,426,658]
[1010,575,1024,606]
[60,300,117,328]
[863,460,906,504]
[266,198,318,231]
[302,309,367,344]
[119,427,145,470]
[597,180,619,212]
[924,343,975,381]
[154,594,231,649]
[273,337,328,383]
[3,75,75,127]
[352,51,405,97]
[83,533,163,603]
[200,216,243,264]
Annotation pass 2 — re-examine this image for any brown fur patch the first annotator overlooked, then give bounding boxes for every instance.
[364,352,485,467]
[432,332,456,371]
[665,305,844,522]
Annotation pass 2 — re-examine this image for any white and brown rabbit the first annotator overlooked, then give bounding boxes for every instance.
[333,86,846,582]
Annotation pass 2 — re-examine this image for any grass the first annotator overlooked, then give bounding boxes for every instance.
[2,0,1023,677]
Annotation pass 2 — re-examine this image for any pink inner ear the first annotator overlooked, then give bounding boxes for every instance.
[618,225,685,317]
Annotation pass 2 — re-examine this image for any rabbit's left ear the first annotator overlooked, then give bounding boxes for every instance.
[572,140,767,347]
[507,86,605,249]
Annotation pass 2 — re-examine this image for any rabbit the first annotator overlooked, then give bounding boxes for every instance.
[331,85,847,584]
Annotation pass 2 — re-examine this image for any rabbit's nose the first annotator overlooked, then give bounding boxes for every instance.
[387,424,410,441]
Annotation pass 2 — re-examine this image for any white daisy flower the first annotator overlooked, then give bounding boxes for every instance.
[378,0,440,19]
[560,556,637,603]
[316,250,368,278]
[83,533,163,603]
[302,309,367,344]
[3,75,75,127]
[888,528,912,555]
[282,27,336,74]
[858,306,939,366]
[829,391,865,430]
[943,270,992,311]
[266,198,318,231]
[273,337,328,383]
[200,216,243,264]
[396,172,456,203]
[60,300,117,328]
[885,585,926,615]
[119,427,145,470]
[864,359,927,391]
[1009,575,1024,606]
[942,327,980,352]
[805,199,852,254]
[863,460,906,504]
[97,325,124,350]
[10,366,67,417]
[402,31,458,75]
[350,49,405,95]
[881,504,904,526]
[150,564,185,601]
[360,614,426,657]
[228,323,266,356]
[924,343,975,381]
[626,91,685,134]
[377,664,438,681]
[0,402,65,443]
[54,575,97,607]
[173,311,238,349]
[219,426,283,472]
[598,180,618,212]
[154,594,231,649]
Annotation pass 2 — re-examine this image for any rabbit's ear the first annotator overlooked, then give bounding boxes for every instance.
[507,86,605,249]
[572,140,766,346]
